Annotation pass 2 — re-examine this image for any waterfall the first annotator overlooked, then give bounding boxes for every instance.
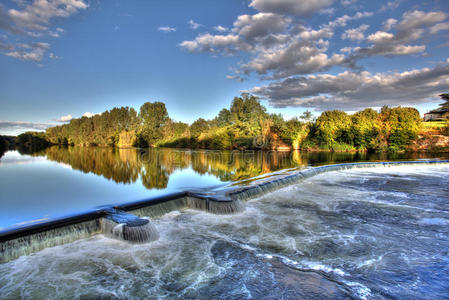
[2,159,448,263]
[0,219,101,263]
[101,209,159,243]
[227,160,449,201]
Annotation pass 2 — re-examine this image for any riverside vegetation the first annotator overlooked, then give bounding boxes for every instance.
[3,93,449,156]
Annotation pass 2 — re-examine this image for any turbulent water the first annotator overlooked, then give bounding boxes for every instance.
[1,165,449,299]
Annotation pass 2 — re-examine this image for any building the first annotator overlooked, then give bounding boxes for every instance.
[423,109,447,122]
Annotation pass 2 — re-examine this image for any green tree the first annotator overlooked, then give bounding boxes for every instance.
[300,110,313,122]
[230,94,267,127]
[439,93,449,120]
[315,110,353,148]
[379,106,421,151]
[215,108,232,127]
[190,118,210,139]
[351,108,379,150]
[139,102,169,146]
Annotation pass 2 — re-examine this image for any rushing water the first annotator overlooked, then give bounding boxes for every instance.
[1,162,449,299]
[1,146,448,230]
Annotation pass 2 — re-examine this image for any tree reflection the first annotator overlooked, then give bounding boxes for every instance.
[28,146,441,190]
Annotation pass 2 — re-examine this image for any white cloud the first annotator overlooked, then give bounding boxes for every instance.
[251,61,449,111]
[157,26,176,33]
[49,52,59,59]
[366,31,394,44]
[397,10,446,32]
[249,0,334,17]
[341,24,369,41]
[0,120,53,135]
[429,21,449,34]
[327,11,373,28]
[4,42,50,61]
[380,0,402,11]
[82,112,97,118]
[347,10,446,61]
[341,0,357,6]
[180,33,239,53]
[233,13,291,41]
[383,18,397,31]
[243,41,344,79]
[181,8,377,80]
[188,19,202,30]
[1,1,87,63]
[55,114,73,122]
[8,0,88,31]
[213,25,228,32]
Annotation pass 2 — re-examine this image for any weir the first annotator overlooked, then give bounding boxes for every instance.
[225,159,449,201]
[1,159,448,263]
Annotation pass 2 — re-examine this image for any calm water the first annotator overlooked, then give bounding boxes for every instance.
[1,163,448,299]
[1,146,447,230]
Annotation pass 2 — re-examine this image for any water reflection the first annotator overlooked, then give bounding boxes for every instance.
[25,146,449,190]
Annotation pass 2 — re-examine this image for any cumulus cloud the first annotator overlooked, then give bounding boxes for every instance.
[55,114,73,122]
[251,61,449,111]
[158,26,176,33]
[0,121,53,135]
[7,0,88,31]
[397,10,446,32]
[82,112,97,118]
[1,1,87,62]
[4,42,50,61]
[249,0,334,17]
[383,18,397,31]
[179,33,239,53]
[213,25,228,32]
[181,6,377,80]
[188,19,202,30]
[233,13,291,42]
[327,11,373,28]
[242,41,344,79]
[346,10,447,62]
[181,2,447,92]
[341,24,369,41]
[429,21,449,34]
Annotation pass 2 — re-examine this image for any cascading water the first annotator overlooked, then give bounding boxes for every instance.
[1,161,449,299]
[0,219,102,263]
[101,209,160,243]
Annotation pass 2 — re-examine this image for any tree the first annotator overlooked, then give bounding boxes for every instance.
[315,110,353,148]
[300,110,313,122]
[215,108,232,127]
[439,93,449,114]
[351,108,379,150]
[139,102,169,146]
[379,106,421,151]
[230,93,267,126]
[190,118,210,139]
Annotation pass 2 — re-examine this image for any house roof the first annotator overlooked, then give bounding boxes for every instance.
[425,108,446,114]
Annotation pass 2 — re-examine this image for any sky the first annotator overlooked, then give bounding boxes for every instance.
[0,0,448,135]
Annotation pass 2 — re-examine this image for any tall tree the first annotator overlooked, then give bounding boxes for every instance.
[139,102,169,145]
[439,93,449,111]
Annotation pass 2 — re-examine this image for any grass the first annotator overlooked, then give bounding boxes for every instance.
[422,121,448,129]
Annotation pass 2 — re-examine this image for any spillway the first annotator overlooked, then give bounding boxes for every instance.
[1,160,449,299]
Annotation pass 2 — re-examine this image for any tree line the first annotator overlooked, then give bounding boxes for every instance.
[9,93,435,153]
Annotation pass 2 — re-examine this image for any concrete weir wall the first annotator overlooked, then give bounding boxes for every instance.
[1,160,448,263]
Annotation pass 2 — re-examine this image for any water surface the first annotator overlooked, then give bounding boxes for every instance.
[0,146,448,230]
[1,164,448,299]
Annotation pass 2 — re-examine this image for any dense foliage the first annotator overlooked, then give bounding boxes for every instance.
[25,94,423,152]
[16,132,51,154]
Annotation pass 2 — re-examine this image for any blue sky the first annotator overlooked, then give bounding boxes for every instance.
[0,0,448,135]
